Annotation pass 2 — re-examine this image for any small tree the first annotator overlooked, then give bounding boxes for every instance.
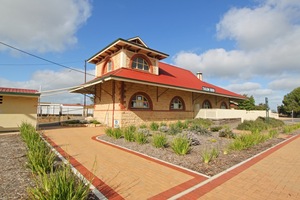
[238,95,255,110]
[255,103,267,110]
[281,87,300,117]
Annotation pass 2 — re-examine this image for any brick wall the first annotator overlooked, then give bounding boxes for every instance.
[93,80,231,127]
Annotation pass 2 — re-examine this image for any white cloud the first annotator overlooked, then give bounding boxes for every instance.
[173,0,300,81]
[216,6,291,50]
[172,0,300,110]
[226,82,261,92]
[0,68,95,103]
[173,49,251,79]
[268,77,300,91]
[174,0,300,75]
[0,0,92,53]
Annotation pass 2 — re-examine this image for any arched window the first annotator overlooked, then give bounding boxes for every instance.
[170,96,185,110]
[104,60,113,73]
[131,57,149,71]
[220,102,228,109]
[106,60,113,72]
[202,100,212,109]
[129,92,152,110]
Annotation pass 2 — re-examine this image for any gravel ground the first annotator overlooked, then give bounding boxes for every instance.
[0,133,34,200]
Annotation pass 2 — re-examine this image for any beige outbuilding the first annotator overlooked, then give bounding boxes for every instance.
[0,87,40,132]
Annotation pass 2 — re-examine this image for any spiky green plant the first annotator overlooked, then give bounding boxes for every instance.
[152,133,168,148]
[135,132,148,144]
[150,122,159,131]
[29,164,90,200]
[171,136,190,155]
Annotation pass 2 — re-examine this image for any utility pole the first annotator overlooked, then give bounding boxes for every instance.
[83,60,87,118]
[265,97,269,123]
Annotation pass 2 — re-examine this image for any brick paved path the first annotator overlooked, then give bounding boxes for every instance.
[43,127,300,200]
[43,127,207,199]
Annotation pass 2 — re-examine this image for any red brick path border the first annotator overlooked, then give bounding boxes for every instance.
[92,136,208,199]
[43,134,124,200]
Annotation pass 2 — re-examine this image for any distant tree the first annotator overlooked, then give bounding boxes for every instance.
[281,87,300,117]
[238,95,256,110]
[255,103,267,110]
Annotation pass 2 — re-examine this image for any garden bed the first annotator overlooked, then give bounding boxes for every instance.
[98,118,293,176]
[98,132,285,176]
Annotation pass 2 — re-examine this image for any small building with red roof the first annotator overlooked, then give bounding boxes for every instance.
[0,87,40,132]
[71,37,245,127]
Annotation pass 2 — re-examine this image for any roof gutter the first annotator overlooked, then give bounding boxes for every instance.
[69,80,103,93]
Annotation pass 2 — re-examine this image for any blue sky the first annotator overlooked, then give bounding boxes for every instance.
[0,0,300,110]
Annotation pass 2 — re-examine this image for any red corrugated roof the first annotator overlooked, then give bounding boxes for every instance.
[107,62,244,99]
[0,87,39,95]
[78,62,245,99]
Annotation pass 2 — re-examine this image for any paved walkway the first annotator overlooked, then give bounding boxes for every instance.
[42,126,300,200]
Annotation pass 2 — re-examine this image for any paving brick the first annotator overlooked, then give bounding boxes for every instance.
[43,127,208,199]
[43,127,300,200]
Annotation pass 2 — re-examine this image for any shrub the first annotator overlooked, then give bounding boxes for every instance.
[152,133,168,148]
[171,136,191,155]
[200,148,219,164]
[105,127,114,137]
[211,148,219,159]
[189,124,211,136]
[210,126,223,132]
[27,142,56,174]
[229,131,269,151]
[168,123,182,135]
[237,117,285,132]
[123,127,135,142]
[19,122,90,200]
[29,164,90,200]
[160,122,167,127]
[175,120,188,130]
[191,118,213,128]
[283,123,300,134]
[150,122,159,131]
[200,149,212,164]
[19,122,37,142]
[19,122,55,174]
[135,132,148,144]
[137,128,150,136]
[219,127,236,139]
[127,125,137,132]
[159,125,169,133]
[112,128,122,139]
[268,129,279,138]
[185,131,200,146]
[139,124,147,129]
[237,120,267,132]
[89,119,101,124]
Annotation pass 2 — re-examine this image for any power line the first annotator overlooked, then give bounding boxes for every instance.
[0,61,83,66]
[0,41,94,76]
